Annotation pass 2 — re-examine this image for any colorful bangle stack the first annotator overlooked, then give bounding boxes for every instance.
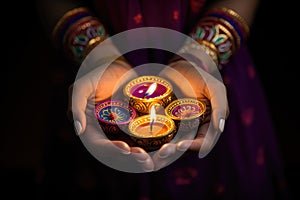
[190,7,250,68]
[52,7,107,64]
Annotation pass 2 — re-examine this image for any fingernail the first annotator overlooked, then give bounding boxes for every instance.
[134,153,148,163]
[121,150,131,155]
[136,159,147,163]
[198,150,209,159]
[177,141,193,152]
[219,118,225,132]
[143,166,154,173]
[159,150,169,159]
[115,144,131,155]
[144,169,153,173]
[74,120,82,135]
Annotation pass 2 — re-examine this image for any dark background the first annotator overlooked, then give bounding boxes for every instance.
[1,0,299,199]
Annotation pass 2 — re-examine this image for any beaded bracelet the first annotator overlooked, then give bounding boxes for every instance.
[52,7,107,64]
[170,41,218,73]
[190,7,250,68]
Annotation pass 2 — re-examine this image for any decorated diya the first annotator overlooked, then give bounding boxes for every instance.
[123,75,174,114]
[94,100,136,137]
[128,106,176,151]
[165,98,206,132]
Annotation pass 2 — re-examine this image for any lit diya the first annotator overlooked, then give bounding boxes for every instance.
[165,98,206,132]
[94,100,136,139]
[123,75,174,114]
[128,106,176,151]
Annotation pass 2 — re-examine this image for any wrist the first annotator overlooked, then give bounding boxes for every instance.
[169,41,219,75]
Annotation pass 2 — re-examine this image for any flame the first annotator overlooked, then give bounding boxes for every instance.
[150,106,156,132]
[144,82,157,98]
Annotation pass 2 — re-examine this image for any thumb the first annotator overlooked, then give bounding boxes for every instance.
[202,69,229,133]
[199,78,229,158]
[71,78,94,135]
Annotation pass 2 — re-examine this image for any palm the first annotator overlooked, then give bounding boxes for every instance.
[71,61,155,173]
[151,59,228,170]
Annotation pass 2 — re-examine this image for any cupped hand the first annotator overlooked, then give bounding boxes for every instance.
[70,60,154,173]
[152,59,229,170]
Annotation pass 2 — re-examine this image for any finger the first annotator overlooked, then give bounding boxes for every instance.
[72,78,94,135]
[111,140,131,155]
[198,82,226,157]
[199,81,227,157]
[82,138,142,173]
[207,81,228,132]
[185,65,227,158]
[176,122,209,152]
[191,64,228,130]
[198,119,223,158]
[153,143,184,171]
[177,140,197,151]
[158,143,177,159]
[131,147,154,172]
[82,121,132,155]
[80,122,154,173]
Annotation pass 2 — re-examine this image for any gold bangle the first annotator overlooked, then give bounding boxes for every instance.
[52,7,91,40]
[196,40,220,67]
[217,18,240,50]
[63,16,96,48]
[197,39,218,53]
[220,7,250,36]
[82,36,106,58]
[207,7,250,38]
[216,24,236,53]
[197,21,236,56]
[202,16,240,50]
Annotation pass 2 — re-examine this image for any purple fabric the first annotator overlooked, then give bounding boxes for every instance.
[85,0,289,199]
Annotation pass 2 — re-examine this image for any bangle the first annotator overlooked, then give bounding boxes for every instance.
[52,7,93,49]
[196,40,219,66]
[64,17,107,63]
[200,16,241,50]
[190,7,250,67]
[191,21,234,65]
[175,41,219,71]
[204,7,250,42]
[82,36,105,58]
[51,6,107,64]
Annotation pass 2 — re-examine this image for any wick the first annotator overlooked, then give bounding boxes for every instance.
[143,93,149,99]
[150,119,155,133]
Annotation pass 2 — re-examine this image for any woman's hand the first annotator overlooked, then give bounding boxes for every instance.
[153,59,229,170]
[70,60,154,173]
